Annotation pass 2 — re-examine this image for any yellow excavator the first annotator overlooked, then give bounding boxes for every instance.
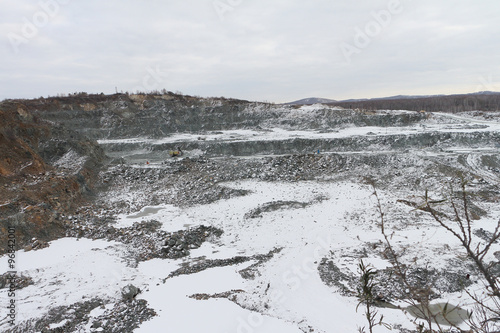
[169,147,183,157]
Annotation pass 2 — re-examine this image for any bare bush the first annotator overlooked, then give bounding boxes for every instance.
[367,177,500,332]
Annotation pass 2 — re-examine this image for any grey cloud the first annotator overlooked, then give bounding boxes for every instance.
[1,0,499,102]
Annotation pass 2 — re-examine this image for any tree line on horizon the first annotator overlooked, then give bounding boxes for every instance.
[330,93,500,112]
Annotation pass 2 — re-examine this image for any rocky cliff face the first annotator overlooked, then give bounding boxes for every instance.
[28,93,254,139]
[26,93,430,139]
[0,99,105,254]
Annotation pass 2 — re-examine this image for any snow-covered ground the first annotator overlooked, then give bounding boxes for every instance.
[97,121,500,147]
[2,179,499,332]
[1,107,499,332]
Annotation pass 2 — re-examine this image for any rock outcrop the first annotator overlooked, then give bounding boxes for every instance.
[0,99,105,254]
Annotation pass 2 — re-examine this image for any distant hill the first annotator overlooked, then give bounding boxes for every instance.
[287,92,500,112]
[340,94,445,103]
[286,97,337,105]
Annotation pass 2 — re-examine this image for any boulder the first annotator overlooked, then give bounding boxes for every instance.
[121,284,140,301]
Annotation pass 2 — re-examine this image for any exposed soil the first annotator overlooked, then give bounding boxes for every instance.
[0,101,105,254]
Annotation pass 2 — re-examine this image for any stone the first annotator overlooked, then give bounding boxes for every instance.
[121,284,140,301]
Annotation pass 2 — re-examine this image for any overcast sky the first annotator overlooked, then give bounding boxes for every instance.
[1,0,499,103]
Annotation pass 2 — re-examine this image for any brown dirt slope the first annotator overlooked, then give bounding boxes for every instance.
[0,100,105,254]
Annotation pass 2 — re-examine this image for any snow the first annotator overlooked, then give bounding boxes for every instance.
[297,103,341,111]
[0,182,389,330]
[53,149,87,173]
[114,204,204,232]
[2,176,499,331]
[97,115,500,147]
[137,263,302,333]
[2,109,500,332]
[0,238,138,324]
[49,319,69,329]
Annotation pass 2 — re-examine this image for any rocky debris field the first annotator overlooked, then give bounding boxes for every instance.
[65,215,223,262]
[1,93,500,332]
[318,254,476,301]
[0,272,33,291]
[166,248,282,281]
[4,297,156,333]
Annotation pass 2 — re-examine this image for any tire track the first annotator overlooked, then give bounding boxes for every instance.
[466,153,499,185]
